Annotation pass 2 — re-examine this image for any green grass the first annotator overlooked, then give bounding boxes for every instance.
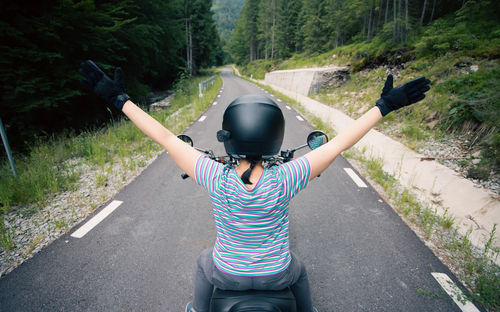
[0,218,13,251]
[0,73,222,218]
[239,59,277,80]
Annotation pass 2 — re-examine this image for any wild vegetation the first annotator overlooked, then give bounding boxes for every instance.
[231,0,499,181]
[211,0,246,46]
[0,72,221,217]
[0,0,221,150]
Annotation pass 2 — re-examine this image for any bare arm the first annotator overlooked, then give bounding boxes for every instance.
[304,107,382,179]
[78,60,203,180]
[122,100,201,179]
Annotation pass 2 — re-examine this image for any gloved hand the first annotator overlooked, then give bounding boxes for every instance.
[375,74,431,116]
[78,60,130,111]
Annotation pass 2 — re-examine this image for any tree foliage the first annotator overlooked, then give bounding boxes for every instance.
[211,0,246,42]
[0,0,220,149]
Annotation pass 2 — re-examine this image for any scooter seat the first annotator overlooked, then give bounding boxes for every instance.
[210,287,297,312]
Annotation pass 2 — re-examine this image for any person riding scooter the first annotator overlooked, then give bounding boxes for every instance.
[78,60,430,312]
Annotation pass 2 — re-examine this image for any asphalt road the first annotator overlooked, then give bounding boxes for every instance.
[0,68,480,312]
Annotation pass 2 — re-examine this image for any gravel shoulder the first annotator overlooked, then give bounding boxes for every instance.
[0,146,163,276]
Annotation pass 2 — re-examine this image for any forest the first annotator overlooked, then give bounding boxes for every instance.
[0,0,221,149]
[1,0,498,158]
[228,0,499,175]
[227,0,499,64]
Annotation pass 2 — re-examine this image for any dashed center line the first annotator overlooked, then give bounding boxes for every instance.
[296,115,304,121]
[217,94,221,98]
[71,200,123,238]
[431,273,480,312]
[198,115,207,122]
[213,101,217,106]
[285,106,291,110]
[277,99,282,102]
[344,168,368,188]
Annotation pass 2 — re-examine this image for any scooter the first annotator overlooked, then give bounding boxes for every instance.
[178,130,329,312]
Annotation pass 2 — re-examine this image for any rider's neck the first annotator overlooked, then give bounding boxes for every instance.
[236,160,264,188]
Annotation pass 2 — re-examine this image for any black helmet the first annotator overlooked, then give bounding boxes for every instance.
[217,94,285,158]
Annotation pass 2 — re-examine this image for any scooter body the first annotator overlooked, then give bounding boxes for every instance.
[179,131,328,312]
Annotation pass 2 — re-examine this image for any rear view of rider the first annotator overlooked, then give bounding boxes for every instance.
[189,94,316,312]
[79,61,431,312]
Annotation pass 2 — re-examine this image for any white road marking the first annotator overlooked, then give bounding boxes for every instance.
[198,115,207,122]
[213,101,217,106]
[286,106,291,110]
[277,99,282,102]
[296,115,304,121]
[344,168,368,188]
[217,94,221,98]
[71,200,123,238]
[431,273,480,312]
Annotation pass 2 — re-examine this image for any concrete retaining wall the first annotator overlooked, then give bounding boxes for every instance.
[264,66,349,95]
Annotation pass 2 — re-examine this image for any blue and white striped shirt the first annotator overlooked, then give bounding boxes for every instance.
[195,155,310,276]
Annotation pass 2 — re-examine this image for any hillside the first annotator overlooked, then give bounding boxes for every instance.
[211,0,246,42]
[234,0,499,191]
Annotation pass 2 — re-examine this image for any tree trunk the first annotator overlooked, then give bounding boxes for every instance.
[398,0,402,42]
[385,0,389,24]
[377,0,383,29]
[393,0,396,42]
[429,0,436,23]
[420,0,427,26]
[368,2,373,39]
[271,0,276,60]
[363,14,367,40]
[405,0,408,42]
[250,41,255,62]
[335,24,340,48]
[185,0,190,76]
[185,18,193,76]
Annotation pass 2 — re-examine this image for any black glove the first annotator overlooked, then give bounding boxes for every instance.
[79,60,130,111]
[375,74,431,116]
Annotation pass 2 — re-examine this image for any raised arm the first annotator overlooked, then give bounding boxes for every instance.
[305,74,430,179]
[121,100,201,178]
[79,60,201,179]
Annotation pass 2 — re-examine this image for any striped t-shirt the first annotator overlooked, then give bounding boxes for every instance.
[195,155,310,276]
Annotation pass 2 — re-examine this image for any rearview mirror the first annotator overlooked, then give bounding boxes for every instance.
[177,134,193,147]
[307,131,328,150]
